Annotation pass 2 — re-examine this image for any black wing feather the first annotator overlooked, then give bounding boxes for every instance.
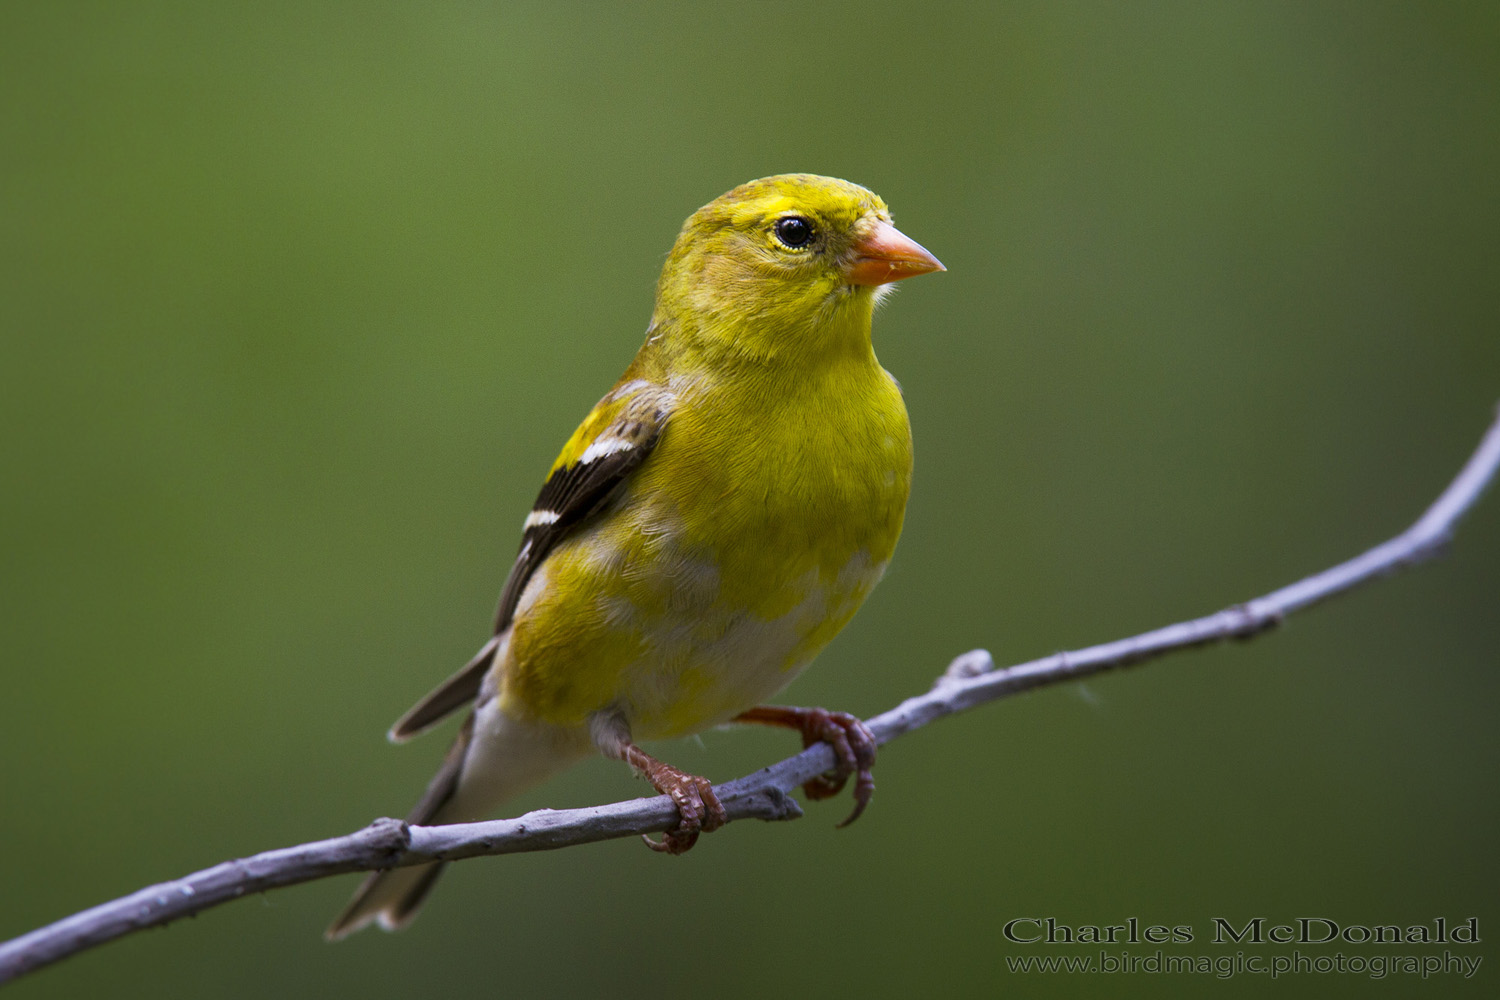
[491,434,656,633]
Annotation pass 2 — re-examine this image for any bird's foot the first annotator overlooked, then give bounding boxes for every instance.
[622,744,725,855]
[733,705,876,827]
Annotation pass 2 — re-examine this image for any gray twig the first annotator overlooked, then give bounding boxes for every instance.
[3,405,1497,986]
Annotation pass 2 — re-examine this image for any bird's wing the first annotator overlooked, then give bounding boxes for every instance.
[387,381,672,741]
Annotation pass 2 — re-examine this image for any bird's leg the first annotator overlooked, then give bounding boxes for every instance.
[733,705,876,827]
[590,711,724,855]
[618,744,726,854]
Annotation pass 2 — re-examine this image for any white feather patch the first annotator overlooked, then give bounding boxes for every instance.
[579,436,635,465]
[523,509,560,529]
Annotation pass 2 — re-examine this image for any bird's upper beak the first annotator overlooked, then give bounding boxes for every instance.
[845,220,946,286]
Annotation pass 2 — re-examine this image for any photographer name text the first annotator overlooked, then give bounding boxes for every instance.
[1002,916,1480,947]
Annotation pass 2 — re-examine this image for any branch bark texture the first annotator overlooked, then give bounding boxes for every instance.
[3,406,1497,986]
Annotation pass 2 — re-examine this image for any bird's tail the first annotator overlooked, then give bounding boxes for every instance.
[325,703,585,940]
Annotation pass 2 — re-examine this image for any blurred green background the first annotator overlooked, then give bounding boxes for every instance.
[3,2,1497,997]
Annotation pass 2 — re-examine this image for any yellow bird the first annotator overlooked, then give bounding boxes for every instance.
[328,174,944,938]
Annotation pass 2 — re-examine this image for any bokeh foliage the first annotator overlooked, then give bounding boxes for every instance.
[2,3,1496,997]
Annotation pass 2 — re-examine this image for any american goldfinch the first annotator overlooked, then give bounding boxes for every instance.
[327,174,943,939]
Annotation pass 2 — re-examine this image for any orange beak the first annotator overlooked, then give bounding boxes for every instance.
[845,220,946,286]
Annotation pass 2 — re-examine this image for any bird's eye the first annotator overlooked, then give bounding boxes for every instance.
[773,216,815,249]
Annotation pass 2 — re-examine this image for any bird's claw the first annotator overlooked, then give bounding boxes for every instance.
[797,708,876,827]
[734,705,877,827]
[634,757,725,855]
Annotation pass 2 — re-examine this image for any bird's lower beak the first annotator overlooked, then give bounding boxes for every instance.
[845,220,946,286]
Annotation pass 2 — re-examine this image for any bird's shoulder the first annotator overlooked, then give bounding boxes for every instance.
[547,377,675,475]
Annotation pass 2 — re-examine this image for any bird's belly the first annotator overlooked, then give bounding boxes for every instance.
[502,500,893,741]
[619,539,889,740]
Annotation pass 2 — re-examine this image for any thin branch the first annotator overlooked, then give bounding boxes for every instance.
[3,405,1497,987]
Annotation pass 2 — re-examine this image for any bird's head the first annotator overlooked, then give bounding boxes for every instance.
[652,174,943,366]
